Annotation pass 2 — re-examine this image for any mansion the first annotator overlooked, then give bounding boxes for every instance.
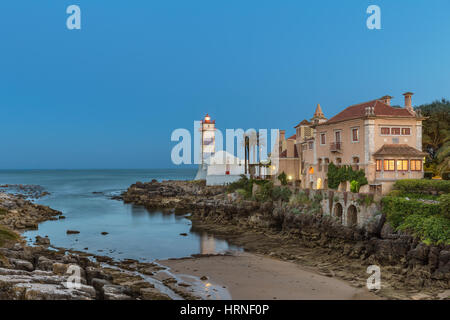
[274,92,427,194]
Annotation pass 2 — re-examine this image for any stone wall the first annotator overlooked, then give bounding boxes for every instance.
[304,189,381,228]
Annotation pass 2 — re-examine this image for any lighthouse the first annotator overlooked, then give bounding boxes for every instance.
[194,114,216,180]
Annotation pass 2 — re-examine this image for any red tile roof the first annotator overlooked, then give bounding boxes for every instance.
[287,134,296,140]
[373,144,427,157]
[324,100,414,124]
[294,119,311,128]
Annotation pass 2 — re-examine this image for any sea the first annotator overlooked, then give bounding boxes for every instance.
[0,169,240,261]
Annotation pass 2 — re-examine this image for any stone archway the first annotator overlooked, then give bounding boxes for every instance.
[347,205,358,227]
[333,203,343,223]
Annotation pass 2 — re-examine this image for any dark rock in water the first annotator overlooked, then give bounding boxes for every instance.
[101,232,109,236]
[179,233,188,236]
[0,184,50,199]
[59,216,66,219]
[66,230,80,235]
[35,236,50,246]
[200,276,208,281]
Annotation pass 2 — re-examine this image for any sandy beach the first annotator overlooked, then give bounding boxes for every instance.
[159,252,381,300]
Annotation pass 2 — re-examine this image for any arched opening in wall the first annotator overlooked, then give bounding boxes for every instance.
[316,178,322,190]
[347,205,358,227]
[333,203,343,223]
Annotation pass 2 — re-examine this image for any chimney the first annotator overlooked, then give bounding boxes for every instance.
[403,92,414,111]
[380,95,393,106]
[279,130,286,141]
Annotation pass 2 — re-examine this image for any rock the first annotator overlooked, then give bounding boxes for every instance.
[10,259,34,272]
[37,256,54,271]
[35,236,50,246]
[411,293,432,300]
[66,230,80,235]
[103,285,132,300]
[438,250,450,273]
[200,276,208,281]
[52,263,69,275]
[140,287,171,300]
[92,278,110,291]
[407,244,430,266]
[365,214,385,236]
[101,232,109,235]
[438,290,450,300]
[380,223,397,239]
[179,233,188,236]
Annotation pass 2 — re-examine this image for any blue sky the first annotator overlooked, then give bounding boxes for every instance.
[0,0,449,169]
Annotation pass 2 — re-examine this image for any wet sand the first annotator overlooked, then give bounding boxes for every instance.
[159,251,381,300]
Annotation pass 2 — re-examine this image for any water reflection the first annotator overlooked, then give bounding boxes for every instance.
[199,233,216,255]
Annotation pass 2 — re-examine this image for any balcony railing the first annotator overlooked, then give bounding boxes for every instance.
[330,142,342,152]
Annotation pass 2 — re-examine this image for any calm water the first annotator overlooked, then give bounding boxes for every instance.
[0,169,240,261]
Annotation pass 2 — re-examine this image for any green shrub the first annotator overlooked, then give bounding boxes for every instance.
[350,180,360,193]
[272,186,292,202]
[327,163,368,190]
[254,181,274,202]
[397,214,450,245]
[381,196,441,228]
[227,175,254,198]
[290,191,311,205]
[277,172,288,186]
[439,193,450,218]
[387,190,439,200]
[393,179,450,194]
[235,188,250,198]
[227,175,250,193]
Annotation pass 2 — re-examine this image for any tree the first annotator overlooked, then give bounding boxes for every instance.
[416,99,450,176]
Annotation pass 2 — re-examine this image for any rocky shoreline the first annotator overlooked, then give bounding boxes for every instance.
[2,178,448,300]
[0,192,206,300]
[122,180,450,300]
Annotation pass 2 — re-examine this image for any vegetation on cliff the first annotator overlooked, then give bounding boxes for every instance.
[227,175,292,202]
[382,179,450,245]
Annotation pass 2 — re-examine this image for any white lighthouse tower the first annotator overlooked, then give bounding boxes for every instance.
[194,114,216,180]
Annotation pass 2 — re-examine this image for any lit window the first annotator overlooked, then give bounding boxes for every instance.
[391,128,400,135]
[352,128,359,142]
[401,128,411,135]
[411,160,422,171]
[376,160,382,171]
[396,160,408,171]
[381,127,390,135]
[383,160,395,171]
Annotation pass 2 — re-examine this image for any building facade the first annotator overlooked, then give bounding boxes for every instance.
[273,93,427,194]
